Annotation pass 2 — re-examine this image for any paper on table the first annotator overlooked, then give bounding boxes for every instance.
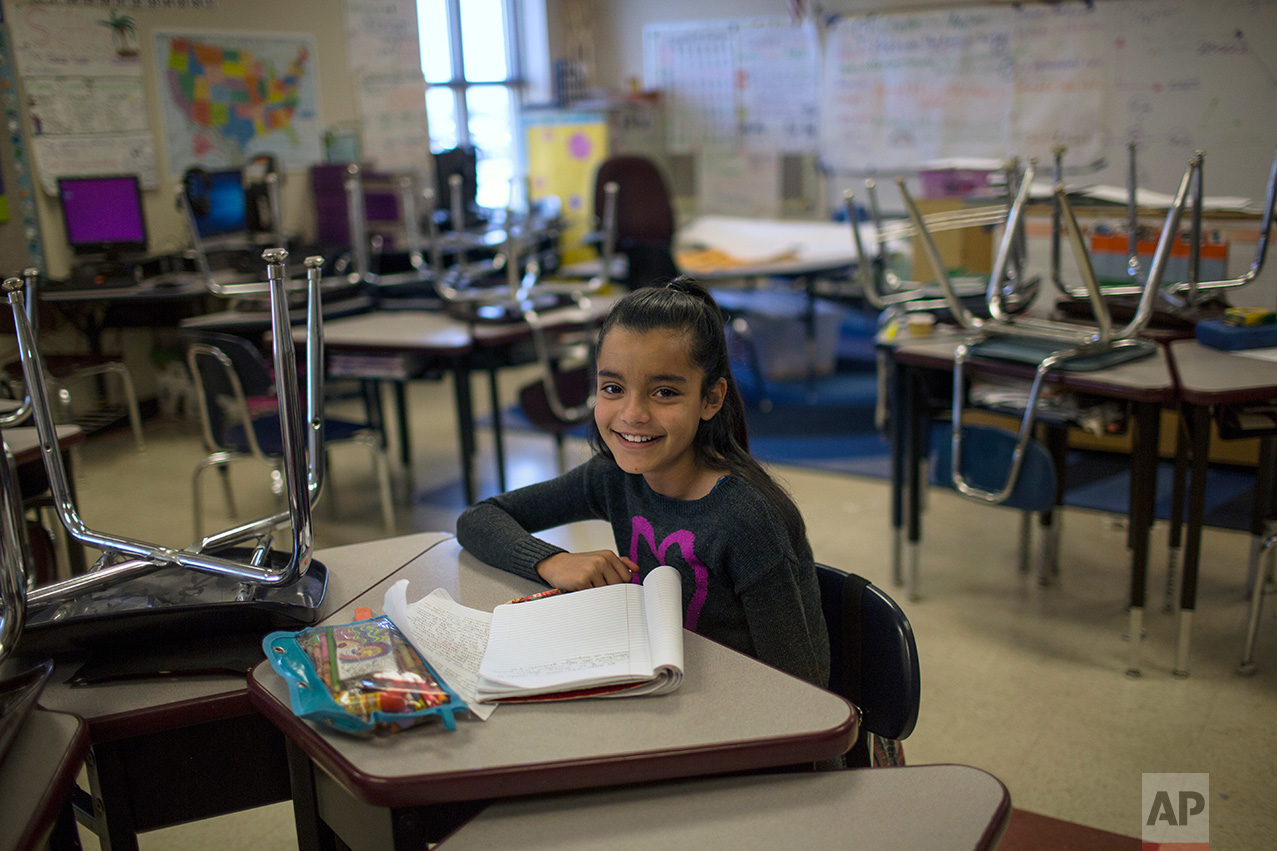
[383,581,497,721]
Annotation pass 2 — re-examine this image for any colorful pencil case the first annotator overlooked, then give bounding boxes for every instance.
[263,616,467,735]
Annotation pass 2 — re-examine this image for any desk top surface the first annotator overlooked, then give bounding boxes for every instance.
[3,425,86,466]
[304,295,619,354]
[435,764,1010,851]
[674,215,879,281]
[1169,338,1277,403]
[0,708,88,851]
[891,333,1177,401]
[33,532,451,742]
[249,538,857,808]
[179,294,378,331]
[39,276,206,303]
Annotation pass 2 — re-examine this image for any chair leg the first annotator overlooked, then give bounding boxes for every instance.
[219,464,238,517]
[108,362,146,452]
[371,443,395,534]
[1239,532,1275,676]
[554,433,567,475]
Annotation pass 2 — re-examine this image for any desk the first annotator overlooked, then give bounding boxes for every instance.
[888,335,1177,675]
[1164,339,1277,675]
[24,531,450,851]
[311,297,616,504]
[433,764,1010,851]
[249,538,858,851]
[677,216,869,397]
[0,708,89,851]
[39,278,208,359]
[4,424,87,576]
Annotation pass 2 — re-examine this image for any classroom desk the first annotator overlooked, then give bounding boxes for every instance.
[178,292,378,335]
[432,764,1011,851]
[676,216,868,395]
[21,531,451,851]
[0,708,90,851]
[248,538,859,851]
[1164,339,1277,676]
[4,424,88,575]
[309,296,616,504]
[39,277,209,358]
[887,334,1177,675]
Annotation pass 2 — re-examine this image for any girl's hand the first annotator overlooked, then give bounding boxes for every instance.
[536,551,637,590]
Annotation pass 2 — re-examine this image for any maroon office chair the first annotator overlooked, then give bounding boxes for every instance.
[593,156,679,289]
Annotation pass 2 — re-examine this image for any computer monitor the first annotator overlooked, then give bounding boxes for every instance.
[57,175,148,259]
[187,168,248,238]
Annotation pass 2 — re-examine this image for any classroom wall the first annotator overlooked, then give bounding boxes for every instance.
[591,0,966,94]
[5,0,358,280]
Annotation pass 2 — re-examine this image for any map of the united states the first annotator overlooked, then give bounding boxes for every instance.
[164,37,307,155]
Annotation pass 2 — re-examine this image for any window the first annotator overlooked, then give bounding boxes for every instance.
[419,0,521,210]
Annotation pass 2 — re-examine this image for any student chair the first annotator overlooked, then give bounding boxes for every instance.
[816,563,920,768]
[594,155,679,289]
[182,329,395,539]
[1,269,145,452]
[1048,144,1276,313]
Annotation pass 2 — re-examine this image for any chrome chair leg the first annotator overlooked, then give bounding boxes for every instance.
[1239,532,1276,676]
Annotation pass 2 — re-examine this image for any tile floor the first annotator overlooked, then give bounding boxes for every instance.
[47,369,1277,850]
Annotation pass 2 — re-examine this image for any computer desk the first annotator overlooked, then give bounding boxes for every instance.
[887,334,1177,676]
[308,296,617,504]
[1163,338,1277,676]
[39,277,209,359]
[432,764,1011,851]
[25,531,452,851]
[0,707,89,851]
[248,538,859,851]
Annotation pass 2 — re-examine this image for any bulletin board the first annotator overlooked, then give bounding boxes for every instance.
[643,0,1277,200]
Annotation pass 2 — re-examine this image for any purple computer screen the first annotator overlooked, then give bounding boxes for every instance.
[59,176,146,248]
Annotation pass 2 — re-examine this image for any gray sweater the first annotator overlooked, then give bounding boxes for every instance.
[456,455,830,688]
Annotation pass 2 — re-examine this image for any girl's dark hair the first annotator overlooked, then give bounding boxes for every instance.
[590,278,808,553]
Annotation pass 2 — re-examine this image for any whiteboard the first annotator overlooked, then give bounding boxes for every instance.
[643,0,1277,200]
[818,0,1277,199]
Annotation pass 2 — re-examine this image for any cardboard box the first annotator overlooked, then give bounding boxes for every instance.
[909,198,994,284]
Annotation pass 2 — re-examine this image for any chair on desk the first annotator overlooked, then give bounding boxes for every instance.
[816,563,920,768]
[182,330,395,539]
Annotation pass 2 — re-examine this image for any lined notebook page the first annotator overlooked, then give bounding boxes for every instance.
[479,580,652,691]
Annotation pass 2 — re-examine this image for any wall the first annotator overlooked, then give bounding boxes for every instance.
[592,0,958,94]
[3,0,357,280]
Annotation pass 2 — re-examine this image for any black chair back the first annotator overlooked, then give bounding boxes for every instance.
[181,330,274,444]
[816,563,920,743]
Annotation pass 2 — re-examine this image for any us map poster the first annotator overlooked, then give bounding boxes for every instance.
[153,29,323,173]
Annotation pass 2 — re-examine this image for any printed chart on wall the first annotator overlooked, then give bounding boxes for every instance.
[818,0,1277,197]
[7,1,158,193]
[154,30,322,174]
[643,17,820,156]
[344,0,430,174]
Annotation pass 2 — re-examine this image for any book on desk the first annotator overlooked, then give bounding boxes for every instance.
[383,566,684,715]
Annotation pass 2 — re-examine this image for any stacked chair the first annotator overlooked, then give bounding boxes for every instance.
[889,155,1195,626]
[0,249,345,657]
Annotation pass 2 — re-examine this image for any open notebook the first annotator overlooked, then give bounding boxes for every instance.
[383,566,684,719]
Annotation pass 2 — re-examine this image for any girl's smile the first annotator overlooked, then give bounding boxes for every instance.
[595,327,725,500]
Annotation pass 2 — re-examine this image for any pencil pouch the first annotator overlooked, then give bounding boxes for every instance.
[263,616,467,735]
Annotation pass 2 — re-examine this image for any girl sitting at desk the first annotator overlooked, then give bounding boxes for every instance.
[457,279,830,687]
